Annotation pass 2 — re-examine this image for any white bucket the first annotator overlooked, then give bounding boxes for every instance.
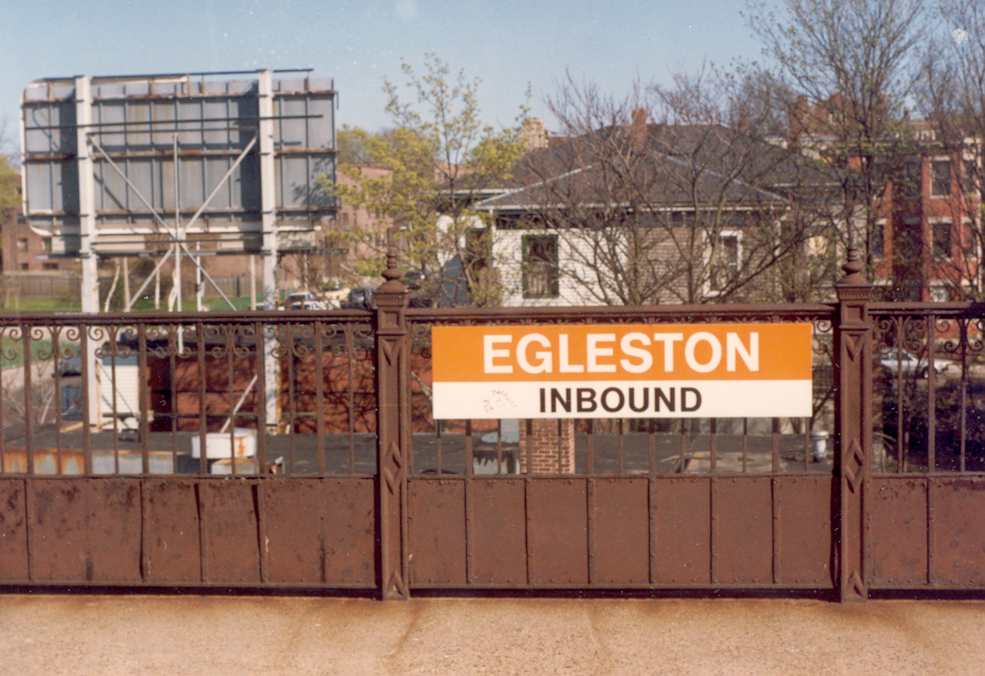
[190,428,257,459]
[811,431,829,462]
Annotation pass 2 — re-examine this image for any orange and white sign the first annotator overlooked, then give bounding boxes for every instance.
[431,323,813,419]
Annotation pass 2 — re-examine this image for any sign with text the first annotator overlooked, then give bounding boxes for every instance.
[431,323,813,419]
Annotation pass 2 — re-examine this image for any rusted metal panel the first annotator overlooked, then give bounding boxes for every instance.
[868,477,927,587]
[652,478,710,585]
[28,480,89,581]
[142,479,202,583]
[321,479,376,586]
[590,478,649,585]
[408,479,466,586]
[198,481,261,584]
[260,479,326,584]
[774,477,833,586]
[713,478,772,584]
[468,479,527,585]
[256,478,374,587]
[0,479,28,581]
[930,478,985,586]
[375,283,411,599]
[85,479,141,582]
[526,479,588,585]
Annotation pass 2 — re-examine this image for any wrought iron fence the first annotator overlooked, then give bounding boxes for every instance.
[0,311,376,478]
[0,250,984,599]
[404,305,838,479]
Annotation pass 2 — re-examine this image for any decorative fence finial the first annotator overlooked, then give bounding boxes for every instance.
[843,245,863,276]
[382,226,401,283]
[837,245,870,289]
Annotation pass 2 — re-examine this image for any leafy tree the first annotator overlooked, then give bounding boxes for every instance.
[0,119,18,213]
[323,53,528,306]
[0,154,16,213]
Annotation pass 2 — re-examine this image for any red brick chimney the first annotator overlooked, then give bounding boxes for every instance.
[630,107,649,149]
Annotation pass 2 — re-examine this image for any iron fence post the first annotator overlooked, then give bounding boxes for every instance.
[374,239,411,600]
[835,247,873,602]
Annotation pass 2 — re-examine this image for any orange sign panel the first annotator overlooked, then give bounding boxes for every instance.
[431,323,813,419]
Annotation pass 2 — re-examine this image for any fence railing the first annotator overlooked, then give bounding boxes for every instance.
[2,248,985,599]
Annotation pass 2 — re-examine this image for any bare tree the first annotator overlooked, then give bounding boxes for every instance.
[917,0,985,299]
[747,0,930,282]
[496,68,838,306]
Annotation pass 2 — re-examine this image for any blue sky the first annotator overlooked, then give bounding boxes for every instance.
[0,0,768,145]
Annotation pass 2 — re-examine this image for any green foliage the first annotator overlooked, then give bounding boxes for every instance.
[0,154,18,213]
[322,53,528,306]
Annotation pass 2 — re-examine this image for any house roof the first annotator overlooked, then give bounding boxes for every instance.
[476,123,839,212]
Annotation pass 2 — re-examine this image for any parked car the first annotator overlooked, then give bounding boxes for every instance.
[879,349,951,377]
[285,291,318,305]
[289,299,327,311]
[342,287,375,309]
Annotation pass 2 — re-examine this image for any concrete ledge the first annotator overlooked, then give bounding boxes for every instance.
[1,595,984,674]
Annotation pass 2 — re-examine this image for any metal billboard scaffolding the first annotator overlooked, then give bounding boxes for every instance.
[20,68,338,430]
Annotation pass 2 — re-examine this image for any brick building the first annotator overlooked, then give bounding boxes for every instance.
[789,100,982,302]
[870,133,981,301]
[1,183,79,275]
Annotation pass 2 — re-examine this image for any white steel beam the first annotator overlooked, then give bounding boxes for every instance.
[258,69,278,304]
[258,69,280,428]
[75,75,101,429]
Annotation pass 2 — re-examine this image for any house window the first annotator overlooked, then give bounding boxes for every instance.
[42,262,59,271]
[930,284,949,302]
[933,222,952,259]
[16,238,28,252]
[521,234,559,299]
[42,238,52,254]
[931,160,951,197]
[710,233,740,292]
[871,223,885,259]
[964,159,979,194]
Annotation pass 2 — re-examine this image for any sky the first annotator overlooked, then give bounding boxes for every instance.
[0,0,768,148]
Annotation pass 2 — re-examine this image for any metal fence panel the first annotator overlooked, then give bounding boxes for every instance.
[526,479,589,586]
[408,479,467,586]
[319,478,376,586]
[27,479,90,581]
[652,478,711,585]
[86,479,142,582]
[0,479,28,581]
[468,479,527,586]
[774,476,833,586]
[142,479,202,583]
[713,477,773,585]
[930,477,985,586]
[198,481,261,584]
[867,477,928,587]
[590,477,649,585]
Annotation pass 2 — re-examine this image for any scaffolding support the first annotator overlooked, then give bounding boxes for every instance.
[46,70,310,434]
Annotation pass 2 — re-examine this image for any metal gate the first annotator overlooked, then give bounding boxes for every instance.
[1,251,984,600]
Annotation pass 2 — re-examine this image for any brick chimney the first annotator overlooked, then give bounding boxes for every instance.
[630,107,649,149]
[520,117,549,152]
